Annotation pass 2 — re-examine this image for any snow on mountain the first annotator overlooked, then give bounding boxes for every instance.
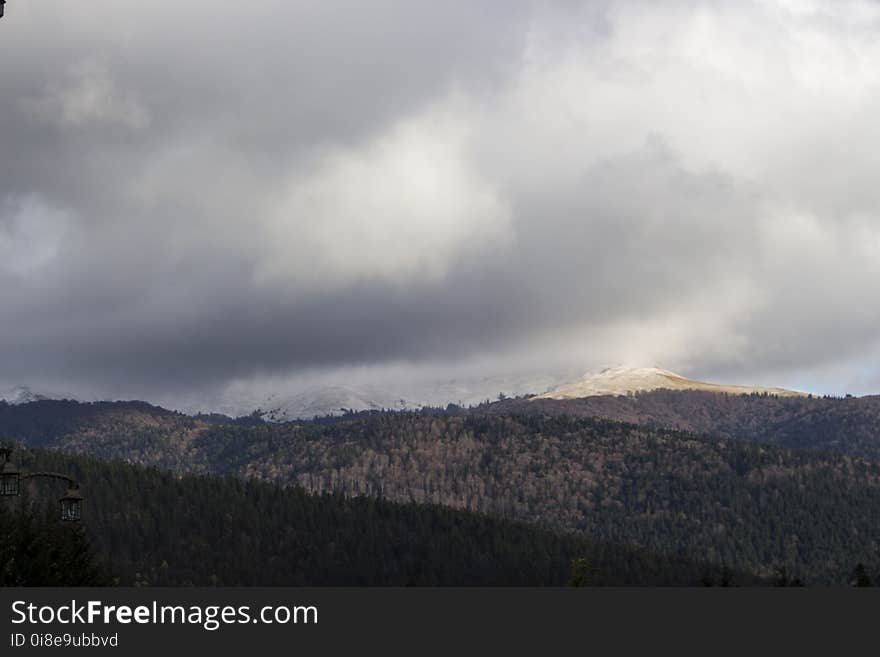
[0,368,810,418]
[186,370,577,421]
[534,366,809,400]
[257,385,415,422]
[0,384,73,405]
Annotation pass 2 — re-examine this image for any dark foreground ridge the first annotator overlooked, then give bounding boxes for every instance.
[4,397,880,583]
[2,443,756,586]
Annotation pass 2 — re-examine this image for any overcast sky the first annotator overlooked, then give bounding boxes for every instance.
[2,0,880,406]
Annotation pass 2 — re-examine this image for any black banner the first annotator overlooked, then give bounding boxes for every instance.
[0,588,875,654]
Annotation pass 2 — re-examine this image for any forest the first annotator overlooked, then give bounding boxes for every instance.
[490,389,880,459]
[1,443,756,586]
[3,399,880,583]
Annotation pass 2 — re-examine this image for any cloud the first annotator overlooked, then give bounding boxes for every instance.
[258,103,513,288]
[1,0,880,402]
[0,196,71,276]
[22,59,150,130]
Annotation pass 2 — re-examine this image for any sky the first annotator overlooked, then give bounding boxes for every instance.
[2,0,880,408]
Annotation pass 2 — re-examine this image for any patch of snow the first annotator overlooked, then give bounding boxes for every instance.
[168,370,577,421]
[0,384,74,405]
[534,366,809,400]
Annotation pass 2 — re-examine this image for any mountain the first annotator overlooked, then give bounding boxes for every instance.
[4,442,757,586]
[8,368,715,420]
[5,401,880,582]
[257,385,415,422]
[493,388,880,460]
[0,384,72,405]
[190,371,575,421]
[535,367,808,400]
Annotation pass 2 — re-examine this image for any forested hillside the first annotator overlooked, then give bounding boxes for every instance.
[7,391,880,463]
[200,413,880,582]
[2,444,750,586]
[4,403,880,583]
[490,390,880,459]
[0,400,211,471]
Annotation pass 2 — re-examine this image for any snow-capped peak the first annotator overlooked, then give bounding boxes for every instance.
[0,385,70,405]
[534,367,808,400]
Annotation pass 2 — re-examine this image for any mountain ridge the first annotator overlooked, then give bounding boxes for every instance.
[535,366,809,400]
[4,395,880,582]
[0,384,74,405]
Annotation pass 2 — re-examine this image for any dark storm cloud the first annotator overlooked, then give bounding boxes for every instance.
[2,0,880,401]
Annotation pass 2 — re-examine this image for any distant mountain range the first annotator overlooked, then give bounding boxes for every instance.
[1,371,576,420]
[220,367,812,419]
[4,370,877,585]
[3,395,880,583]
[0,367,818,420]
[231,372,577,421]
